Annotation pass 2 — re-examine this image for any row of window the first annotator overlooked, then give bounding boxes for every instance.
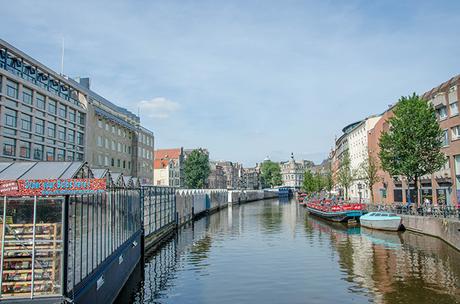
[3,107,84,145]
[2,137,83,161]
[97,136,132,154]
[97,118,132,139]
[441,125,460,146]
[3,78,85,125]
[97,154,132,170]
[436,100,458,120]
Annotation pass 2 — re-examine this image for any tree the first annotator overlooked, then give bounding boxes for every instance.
[379,93,446,206]
[313,172,324,193]
[360,155,380,204]
[324,162,334,194]
[260,160,282,188]
[302,170,315,194]
[337,150,353,200]
[184,149,210,189]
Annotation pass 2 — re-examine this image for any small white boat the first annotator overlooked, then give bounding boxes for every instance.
[360,212,402,231]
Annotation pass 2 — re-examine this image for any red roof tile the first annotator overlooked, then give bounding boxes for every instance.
[154,148,182,160]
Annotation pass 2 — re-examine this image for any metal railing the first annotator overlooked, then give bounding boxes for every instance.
[365,203,460,219]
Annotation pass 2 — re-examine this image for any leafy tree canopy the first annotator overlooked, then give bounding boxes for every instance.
[260,160,282,188]
[379,93,446,204]
[184,149,210,189]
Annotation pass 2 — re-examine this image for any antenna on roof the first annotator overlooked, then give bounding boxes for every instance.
[60,37,65,75]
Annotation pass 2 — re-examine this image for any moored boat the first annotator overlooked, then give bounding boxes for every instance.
[306,200,365,222]
[359,212,402,231]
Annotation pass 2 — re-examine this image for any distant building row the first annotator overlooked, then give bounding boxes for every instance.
[331,75,460,206]
[0,39,154,183]
[153,147,261,189]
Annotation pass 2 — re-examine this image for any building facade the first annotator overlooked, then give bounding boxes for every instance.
[369,75,460,206]
[153,148,185,187]
[280,153,310,189]
[242,166,260,190]
[0,39,88,164]
[347,116,381,202]
[207,161,227,189]
[217,161,243,189]
[0,39,155,183]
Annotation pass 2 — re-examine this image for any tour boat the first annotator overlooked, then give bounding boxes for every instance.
[359,212,402,231]
[306,200,365,222]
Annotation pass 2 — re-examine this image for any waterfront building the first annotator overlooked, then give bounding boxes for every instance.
[242,166,261,190]
[280,153,312,189]
[217,161,243,189]
[331,121,361,198]
[347,116,381,202]
[0,39,155,184]
[368,75,460,206]
[0,39,87,163]
[153,148,185,187]
[207,161,227,189]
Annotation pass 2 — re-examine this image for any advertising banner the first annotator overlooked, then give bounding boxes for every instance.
[0,178,106,197]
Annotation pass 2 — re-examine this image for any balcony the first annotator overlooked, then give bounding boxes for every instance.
[431,93,447,108]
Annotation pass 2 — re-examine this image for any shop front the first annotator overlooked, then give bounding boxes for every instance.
[0,162,143,303]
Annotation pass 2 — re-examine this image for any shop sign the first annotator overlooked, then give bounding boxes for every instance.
[0,178,106,196]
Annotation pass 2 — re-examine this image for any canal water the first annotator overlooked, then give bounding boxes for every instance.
[117,199,460,304]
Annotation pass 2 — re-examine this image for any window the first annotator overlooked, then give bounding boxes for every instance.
[48,99,57,115]
[111,140,116,151]
[48,123,56,138]
[67,151,74,161]
[20,114,32,132]
[97,119,103,128]
[19,141,31,158]
[3,138,16,156]
[76,153,83,161]
[123,160,126,169]
[46,147,55,161]
[117,159,120,167]
[67,130,75,143]
[442,129,449,146]
[69,109,76,122]
[59,104,67,118]
[105,123,109,131]
[450,101,458,116]
[77,132,84,145]
[33,144,43,160]
[104,156,109,166]
[36,93,45,109]
[57,149,65,161]
[112,125,115,133]
[6,80,18,98]
[58,126,66,141]
[437,106,448,120]
[77,112,85,125]
[4,108,17,127]
[452,125,460,140]
[111,158,114,166]
[22,87,33,104]
[97,136,103,147]
[104,138,109,149]
[35,118,45,135]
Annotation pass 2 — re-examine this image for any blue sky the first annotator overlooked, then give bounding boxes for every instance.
[2,0,460,166]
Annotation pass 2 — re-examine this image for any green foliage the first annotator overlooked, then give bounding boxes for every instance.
[184,149,210,189]
[302,170,316,194]
[324,163,334,193]
[314,172,324,193]
[379,93,446,204]
[260,160,282,188]
[337,150,354,199]
[359,155,380,204]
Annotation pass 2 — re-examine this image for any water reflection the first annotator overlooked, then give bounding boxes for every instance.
[118,200,460,304]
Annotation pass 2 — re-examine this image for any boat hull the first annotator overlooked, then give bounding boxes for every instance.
[306,206,363,222]
[360,218,402,231]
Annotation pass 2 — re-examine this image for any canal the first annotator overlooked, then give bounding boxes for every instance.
[116,199,460,304]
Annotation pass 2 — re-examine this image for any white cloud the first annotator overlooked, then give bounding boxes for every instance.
[138,97,180,119]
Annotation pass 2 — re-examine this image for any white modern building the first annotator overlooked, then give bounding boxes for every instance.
[348,115,381,202]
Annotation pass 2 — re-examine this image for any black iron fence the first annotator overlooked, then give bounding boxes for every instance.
[366,203,460,219]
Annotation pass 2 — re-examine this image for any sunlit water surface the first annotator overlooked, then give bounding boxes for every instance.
[116,199,460,304]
